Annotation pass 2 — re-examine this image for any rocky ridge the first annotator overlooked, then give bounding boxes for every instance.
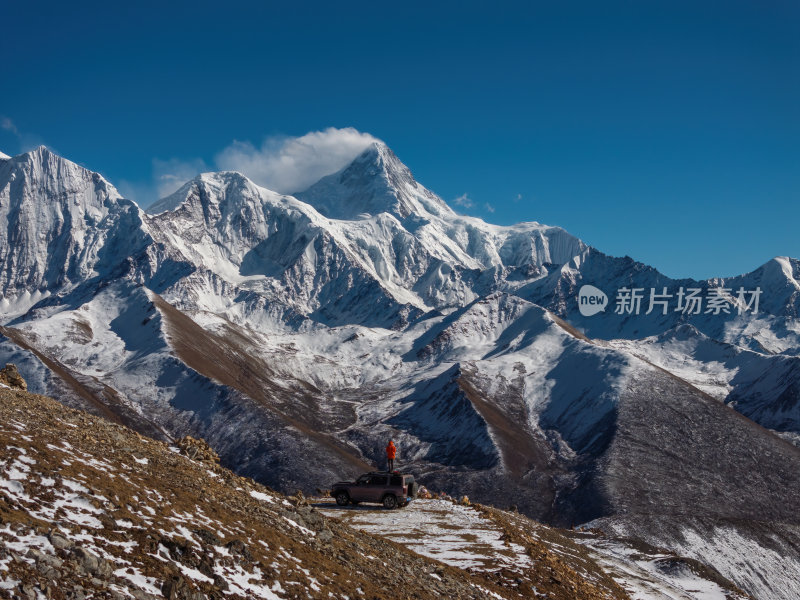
[1,143,799,599]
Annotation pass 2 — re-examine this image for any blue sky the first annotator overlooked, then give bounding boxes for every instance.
[1,1,797,279]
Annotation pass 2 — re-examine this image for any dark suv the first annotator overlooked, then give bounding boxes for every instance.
[331,472,417,509]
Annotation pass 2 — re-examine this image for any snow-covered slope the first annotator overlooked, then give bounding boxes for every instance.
[144,143,586,325]
[2,143,800,599]
[320,498,750,599]
[298,142,587,308]
[146,171,423,327]
[295,142,453,220]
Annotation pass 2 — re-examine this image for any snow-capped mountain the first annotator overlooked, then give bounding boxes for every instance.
[296,142,453,220]
[146,142,587,323]
[0,147,151,319]
[1,142,799,599]
[521,247,800,354]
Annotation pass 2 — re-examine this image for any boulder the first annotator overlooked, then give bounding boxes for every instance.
[0,363,27,391]
[176,436,219,464]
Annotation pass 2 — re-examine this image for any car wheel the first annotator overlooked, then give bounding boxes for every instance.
[382,494,398,509]
[335,491,349,506]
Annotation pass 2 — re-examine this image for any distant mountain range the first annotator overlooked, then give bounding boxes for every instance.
[1,143,799,599]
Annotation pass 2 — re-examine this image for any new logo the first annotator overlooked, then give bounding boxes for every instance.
[578,285,608,317]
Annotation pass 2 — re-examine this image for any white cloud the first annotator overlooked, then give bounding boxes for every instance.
[453,193,474,209]
[515,193,522,202]
[123,127,379,207]
[215,127,379,193]
[1,117,18,135]
[453,193,494,215]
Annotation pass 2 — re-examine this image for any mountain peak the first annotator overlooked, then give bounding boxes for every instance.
[1,144,121,204]
[0,144,144,304]
[353,140,406,172]
[296,142,452,220]
[751,256,800,294]
[6,145,119,192]
[16,145,62,165]
[13,144,56,163]
[146,170,264,215]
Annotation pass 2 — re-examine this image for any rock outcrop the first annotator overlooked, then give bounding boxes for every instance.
[0,363,26,390]
[176,435,220,464]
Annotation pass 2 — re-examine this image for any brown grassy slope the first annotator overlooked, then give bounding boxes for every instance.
[0,386,622,600]
[0,324,170,441]
[149,292,372,473]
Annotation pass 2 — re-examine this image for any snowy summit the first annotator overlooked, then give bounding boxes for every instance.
[0,142,799,600]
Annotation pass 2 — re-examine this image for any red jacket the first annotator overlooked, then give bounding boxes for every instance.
[386,441,396,459]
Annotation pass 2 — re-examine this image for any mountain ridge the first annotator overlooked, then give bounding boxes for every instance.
[1,142,799,598]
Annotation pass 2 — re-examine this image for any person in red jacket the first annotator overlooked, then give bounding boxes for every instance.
[386,439,397,472]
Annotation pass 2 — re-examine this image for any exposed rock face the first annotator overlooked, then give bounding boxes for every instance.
[176,435,220,464]
[0,363,26,390]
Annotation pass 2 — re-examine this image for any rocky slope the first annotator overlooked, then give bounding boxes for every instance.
[1,143,799,598]
[1,377,754,599]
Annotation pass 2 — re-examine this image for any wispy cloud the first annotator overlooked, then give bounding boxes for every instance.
[125,127,381,207]
[453,193,474,209]
[514,193,522,202]
[215,127,379,194]
[0,116,47,154]
[1,117,19,135]
[452,193,495,216]
[118,156,209,206]
[153,157,209,198]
